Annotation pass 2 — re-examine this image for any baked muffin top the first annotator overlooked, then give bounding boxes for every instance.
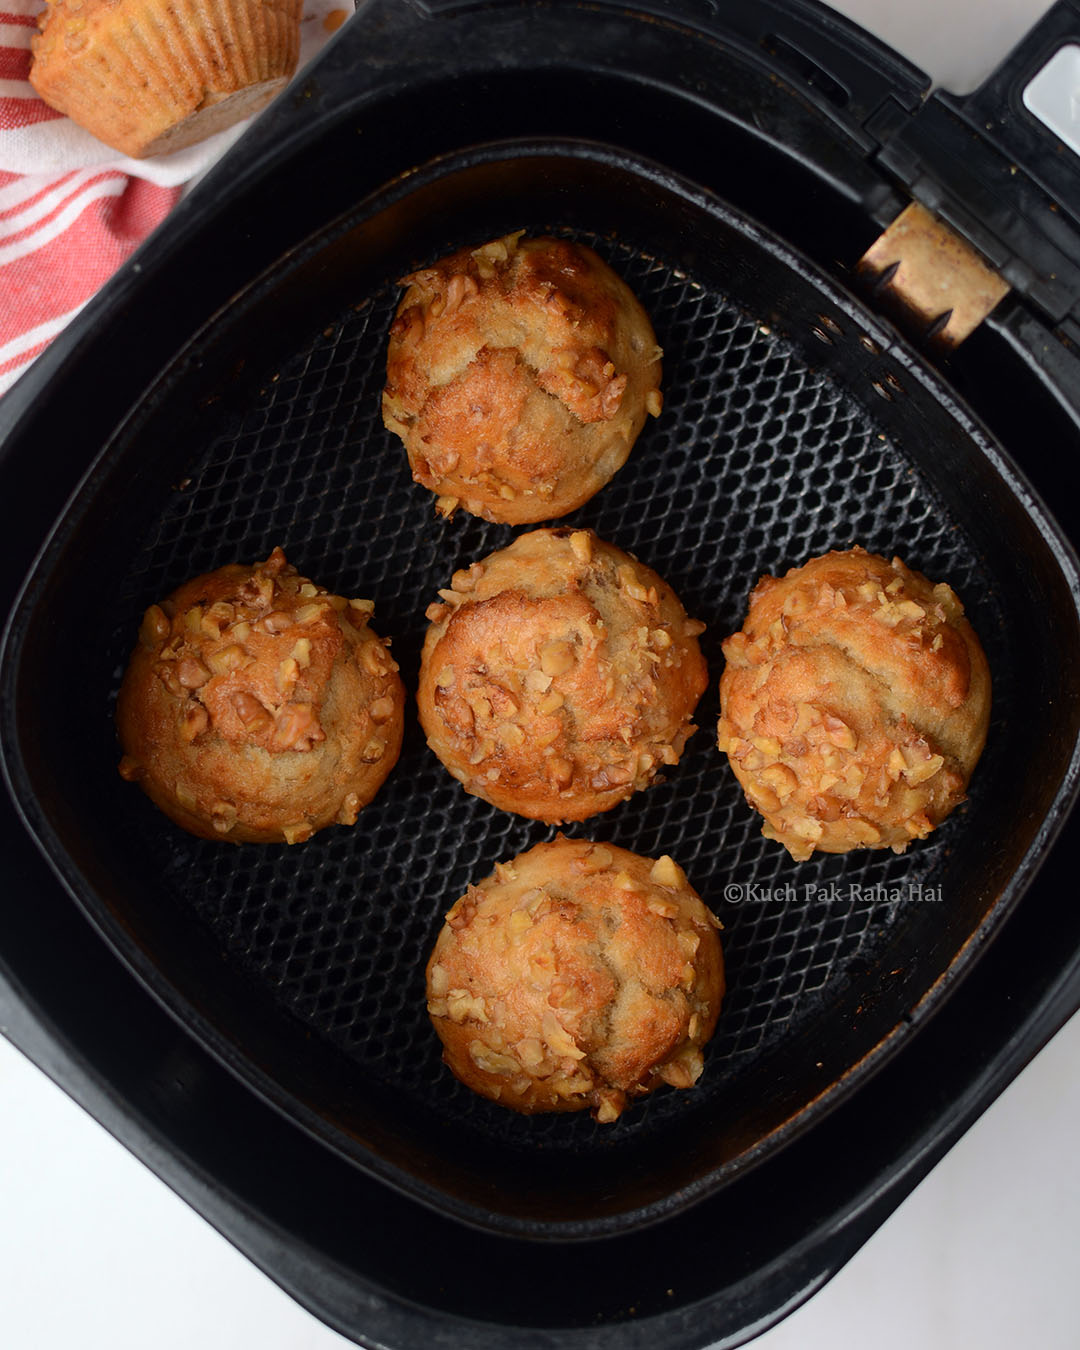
[383,232,663,523]
[417,528,708,822]
[426,836,724,1120]
[718,547,991,859]
[117,547,404,844]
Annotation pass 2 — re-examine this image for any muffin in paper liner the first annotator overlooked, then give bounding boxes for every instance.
[30,0,302,158]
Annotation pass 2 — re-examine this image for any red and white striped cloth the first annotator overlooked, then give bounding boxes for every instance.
[0,0,351,396]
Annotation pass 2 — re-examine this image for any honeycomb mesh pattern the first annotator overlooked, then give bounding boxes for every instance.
[107,229,1005,1153]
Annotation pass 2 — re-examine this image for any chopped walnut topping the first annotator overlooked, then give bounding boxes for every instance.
[547,757,574,788]
[540,640,575,677]
[179,704,209,743]
[243,573,275,609]
[900,746,945,785]
[617,565,650,603]
[514,1037,545,1069]
[177,657,210,689]
[569,531,593,564]
[541,1010,585,1060]
[209,801,237,833]
[272,703,324,752]
[657,1049,703,1089]
[369,696,396,725]
[139,605,170,647]
[200,601,234,638]
[759,763,798,800]
[467,1041,519,1075]
[650,854,685,889]
[118,755,142,781]
[822,714,857,752]
[281,821,314,846]
[447,991,489,1024]
[361,640,391,677]
[507,909,532,941]
[337,792,362,826]
[575,845,613,874]
[207,644,249,676]
[537,689,565,715]
[232,691,272,733]
[648,896,680,919]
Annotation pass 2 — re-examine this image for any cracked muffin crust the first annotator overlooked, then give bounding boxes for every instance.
[426,837,724,1120]
[382,232,663,523]
[116,547,405,844]
[417,528,708,823]
[717,547,991,860]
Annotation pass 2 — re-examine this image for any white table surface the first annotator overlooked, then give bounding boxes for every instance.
[2,0,1075,1346]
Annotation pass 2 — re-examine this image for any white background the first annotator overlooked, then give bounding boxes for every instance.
[2,0,1076,1346]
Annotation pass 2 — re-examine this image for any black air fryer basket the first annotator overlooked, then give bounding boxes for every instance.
[3,0,1080,1344]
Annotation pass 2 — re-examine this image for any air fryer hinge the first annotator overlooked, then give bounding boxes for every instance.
[856,203,1011,349]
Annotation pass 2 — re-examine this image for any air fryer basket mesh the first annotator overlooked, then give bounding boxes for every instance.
[100,226,1007,1153]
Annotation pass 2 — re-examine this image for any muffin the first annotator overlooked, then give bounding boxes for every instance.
[382,232,663,523]
[417,528,708,822]
[116,547,404,844]
[717,547,991,859]
[30,0,302,159]
[426,837,724,1120]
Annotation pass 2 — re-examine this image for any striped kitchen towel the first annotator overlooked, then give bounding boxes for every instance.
[0,0,351,397]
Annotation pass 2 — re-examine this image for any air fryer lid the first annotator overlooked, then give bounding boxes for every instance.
[3,136,1079,1240]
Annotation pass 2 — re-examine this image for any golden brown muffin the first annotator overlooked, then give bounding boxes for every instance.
[116,547,404,844]
[417,528,708,822]
[30,0,301,159]
[382,232,663,524]
[426,837,724,1120]
[717,547,991,860]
